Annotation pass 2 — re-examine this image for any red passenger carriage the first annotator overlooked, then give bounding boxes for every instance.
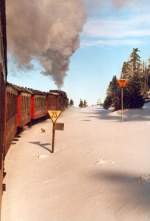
[15,86,31,129]
[30,90,48,120]
[5,84,18,153]
[4,85,69,154]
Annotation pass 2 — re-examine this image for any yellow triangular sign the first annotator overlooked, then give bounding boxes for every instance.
[48,110,62,123]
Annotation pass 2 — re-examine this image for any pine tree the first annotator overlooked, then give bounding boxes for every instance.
[69,99,74,106]
[139,61,149,96]
[103,75,120,110]
[129,48,141,77]
[103,95,112,109]
[121,61,131,79]
[109,76,120,110]
[127,75,144,108]
[83,100,87,107]
[104,48,145,110]
[79,99,84,108]
[120,48,144,108]
[146,59,150,89]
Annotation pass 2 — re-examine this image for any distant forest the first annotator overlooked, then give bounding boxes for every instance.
[103,48,150,110]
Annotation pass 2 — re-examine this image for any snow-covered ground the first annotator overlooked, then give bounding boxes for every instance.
[2,105,150,221]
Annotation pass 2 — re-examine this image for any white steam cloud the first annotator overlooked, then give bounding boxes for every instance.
[6,0,127,87]
[7,0,85,87]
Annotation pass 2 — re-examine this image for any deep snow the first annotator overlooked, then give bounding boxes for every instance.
[2,105,150,221]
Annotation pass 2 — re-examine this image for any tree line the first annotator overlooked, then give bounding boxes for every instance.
[79,99,88,108]
[69,99,88,108]
[103,48,150,110]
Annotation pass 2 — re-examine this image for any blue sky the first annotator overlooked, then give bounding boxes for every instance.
[8,0,150,105]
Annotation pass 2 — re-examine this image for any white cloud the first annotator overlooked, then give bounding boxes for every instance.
[83,14,150,38]
[82,13,150,47]
[81,39,143,48]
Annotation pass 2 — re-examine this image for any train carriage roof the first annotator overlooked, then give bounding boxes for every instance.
[7,82,49,96]
[49,90,67,97]
[29,88,48,96]
[7,82,33,94]
[6,83,68,99]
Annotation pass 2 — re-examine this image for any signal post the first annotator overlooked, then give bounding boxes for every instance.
[117,79,128,121]
[48,110,64,153]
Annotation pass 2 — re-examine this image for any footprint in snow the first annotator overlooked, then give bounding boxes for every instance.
[96,159,115,166]
[36,153,49,159]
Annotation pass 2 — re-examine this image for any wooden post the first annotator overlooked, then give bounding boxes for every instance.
[117,79,128,122]
[52,123,55,153]
[121,88,124,121]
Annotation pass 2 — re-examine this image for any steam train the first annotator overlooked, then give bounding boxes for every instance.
[0,0,68,212]
[5,83,68,154]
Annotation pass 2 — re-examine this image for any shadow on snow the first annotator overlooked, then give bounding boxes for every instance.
[29,141,52,153]
[84,107,150,122]
[91,169,150,212]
